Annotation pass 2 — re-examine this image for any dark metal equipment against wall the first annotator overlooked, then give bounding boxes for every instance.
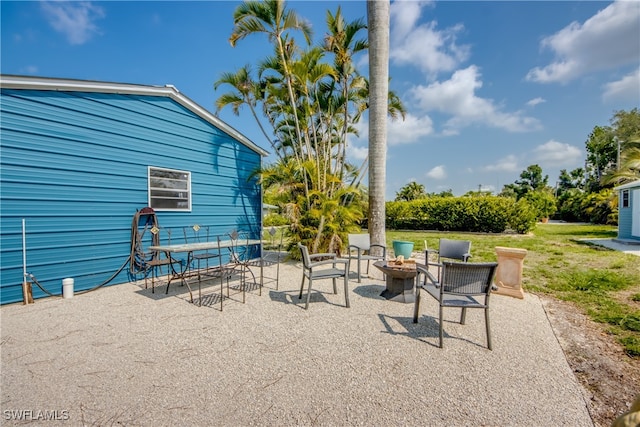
[22,207,163,304]
[129,207,162,275]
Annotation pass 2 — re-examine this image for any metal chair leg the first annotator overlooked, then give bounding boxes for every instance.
[413,288,421,323]
[485,308,492,350]
[304,277,313,310]
[299,275,306,299]
[343,275,350,308]
[439,305,444,348]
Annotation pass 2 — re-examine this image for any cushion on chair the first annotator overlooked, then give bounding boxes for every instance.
[309,268,348,280]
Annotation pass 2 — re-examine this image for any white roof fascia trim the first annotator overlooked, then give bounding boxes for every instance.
[0,75,268,157]
[614,180,640,191]
[169,91,268,157]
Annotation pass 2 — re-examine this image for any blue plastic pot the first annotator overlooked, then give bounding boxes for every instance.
[392,240,414,259]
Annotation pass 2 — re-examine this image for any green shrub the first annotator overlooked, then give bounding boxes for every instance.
[386,196,530,233]
[557,188,618,224]
[476,197,512,232]
[581,188,618,225]
[385,201,415,229]
[508,198,538,234]
[523,190,557,220]
[557,188,587,222]
[263,213,289,227]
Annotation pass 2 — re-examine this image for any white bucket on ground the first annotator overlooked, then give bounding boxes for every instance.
[62,278,74,299]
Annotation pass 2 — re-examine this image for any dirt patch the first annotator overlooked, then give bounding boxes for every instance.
[540,295,640,426]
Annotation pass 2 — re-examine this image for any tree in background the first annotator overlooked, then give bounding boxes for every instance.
[583,108,640,190]
[367,0,390,256]
[603,136,640,185]
[501,164,549,199]
[585,125,617,191]
[516,164,549,195]
[395,181,426,201]
[611,108,640,150]
[217,0,404,254]
[560,108,640,224]
[557,168,585,196]
[431,189,454,198]
[523,190,557,221]
[602,108,640,186]
[499,164,555,221]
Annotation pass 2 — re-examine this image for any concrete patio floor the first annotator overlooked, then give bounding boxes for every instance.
[1,261,593,426]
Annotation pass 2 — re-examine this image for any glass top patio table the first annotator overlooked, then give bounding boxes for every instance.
[149,239,263,305]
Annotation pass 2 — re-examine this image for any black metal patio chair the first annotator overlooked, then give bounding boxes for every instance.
[425,238,472,281]
[413,261,498,349]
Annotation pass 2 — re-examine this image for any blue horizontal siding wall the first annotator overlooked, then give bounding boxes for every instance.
[618,197,632,240]
[618,186,640,241]
[1,88,262,304]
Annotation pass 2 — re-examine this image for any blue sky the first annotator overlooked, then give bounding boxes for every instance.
[2,1,639,199]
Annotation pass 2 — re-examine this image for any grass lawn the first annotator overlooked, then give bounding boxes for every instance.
[386,224,640,357]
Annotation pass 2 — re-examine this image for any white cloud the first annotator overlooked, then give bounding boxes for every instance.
[526,1,640,84]
[533,140,582,166]
[387,113,434,145]
[602,68,640,103]
[346,112,434,155]
[40,1,105,45]
[347,144,368,162]
[482,141,582,175]
[481,184,496,193]
[426,165,446,179]
[411,66,541,133]
[441,128,460,137]
[390,0,469,75]
[526,97,546,107]
[483,154,520,172]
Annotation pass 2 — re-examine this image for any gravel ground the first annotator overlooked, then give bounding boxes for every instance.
[1,261,593,426]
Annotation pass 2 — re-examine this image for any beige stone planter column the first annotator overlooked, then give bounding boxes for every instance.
[493,246,527,299]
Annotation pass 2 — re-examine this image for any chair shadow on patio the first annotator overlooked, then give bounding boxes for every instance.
[191,275,250,310]
[378,313,441,348]
[269,288,351,310]
[379,313,492,349]
[351,283,387,300]
[133,273,248,309]
[265,262,353,310]
[133,277,191,301]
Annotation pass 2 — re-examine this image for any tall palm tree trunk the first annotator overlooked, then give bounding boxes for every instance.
[367,0,389,254]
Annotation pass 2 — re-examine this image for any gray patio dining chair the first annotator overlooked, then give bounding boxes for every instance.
[144,226,184,294]
[245,226,284,290]
[347,233,386,283]
[297,243,350,310]
[425,238,472,281]
[183,224,219,282]
[226,230,260,303]
[413,261,498,349]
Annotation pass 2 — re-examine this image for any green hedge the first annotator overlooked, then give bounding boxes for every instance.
[386,196,537,234]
